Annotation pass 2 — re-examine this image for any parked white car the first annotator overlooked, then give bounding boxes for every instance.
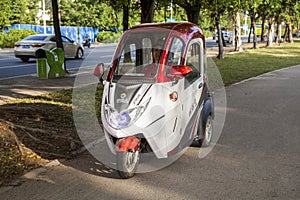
[213,31,232,43]
[14,34,84,62]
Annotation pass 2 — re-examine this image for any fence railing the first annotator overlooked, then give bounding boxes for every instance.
[5,24,99,43]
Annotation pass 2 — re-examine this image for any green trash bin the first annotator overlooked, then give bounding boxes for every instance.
[35,48,65,79]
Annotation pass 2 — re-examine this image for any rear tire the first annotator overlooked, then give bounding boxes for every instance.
[116,151,139,179]
[20,57,29,62]
[75,48,83,59]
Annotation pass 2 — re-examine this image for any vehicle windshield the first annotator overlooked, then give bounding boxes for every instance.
[113,31,168,82]
[23,35,48,41]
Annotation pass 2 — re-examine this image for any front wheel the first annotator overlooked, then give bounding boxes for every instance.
[116,150,139,179]
[200,115,213,147]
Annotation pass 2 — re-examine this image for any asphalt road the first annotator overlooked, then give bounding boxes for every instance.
[0,44,117,80]
[1,65,299,199]
[0,39,221,80]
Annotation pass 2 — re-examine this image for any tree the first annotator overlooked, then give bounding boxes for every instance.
[51,0,65,72]
[25,0,40,25]
[281,0,300,43]
[109,0,131,32]
[122,0,130,31]
[173,0,202,24]
[140,0,156,23]
[0,1,11,32]
[0,0,40,32]
[233,11,243,51]
[246,0,263,49]
[204,0,228,59]
[227,0,245,52]
[10,0,28,24]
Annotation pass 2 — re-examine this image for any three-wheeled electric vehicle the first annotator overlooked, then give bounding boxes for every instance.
[94,22,214,179]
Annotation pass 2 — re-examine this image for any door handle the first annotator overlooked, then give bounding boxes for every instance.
[198,82,203,88]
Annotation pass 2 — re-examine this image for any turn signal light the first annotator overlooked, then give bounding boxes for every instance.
[169,91,178,102]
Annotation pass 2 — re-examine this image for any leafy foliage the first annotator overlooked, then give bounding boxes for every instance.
[60,0,121,30]
[0,0,39,32]
[0,29,38,48]
[96,31,123,43]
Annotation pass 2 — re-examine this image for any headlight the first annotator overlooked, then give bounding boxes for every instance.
[104,98,150,129]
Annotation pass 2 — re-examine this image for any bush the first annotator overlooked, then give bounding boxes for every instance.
[0,29,38,48]
[96,31,122,43]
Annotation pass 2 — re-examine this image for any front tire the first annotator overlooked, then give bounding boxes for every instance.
[116,151,139,179]
[200,115,213,147]
[75,48,83,59]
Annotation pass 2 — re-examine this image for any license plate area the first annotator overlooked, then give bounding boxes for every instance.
[22,45,30,49]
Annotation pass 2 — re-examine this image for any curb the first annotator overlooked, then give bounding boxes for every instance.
[0,48,14,54]
[0,159,63,194]
[0,135,106,193]
[227,64,300,87]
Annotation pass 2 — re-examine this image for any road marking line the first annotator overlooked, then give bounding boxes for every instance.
[0,64,35,69]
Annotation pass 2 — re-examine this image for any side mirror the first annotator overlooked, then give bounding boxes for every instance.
[169,65,193,77]
[93,63,105,81]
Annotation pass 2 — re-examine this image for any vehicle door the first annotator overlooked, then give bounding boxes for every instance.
[61,36,75,57]
[181,38,204,141]
[165,37,185,150]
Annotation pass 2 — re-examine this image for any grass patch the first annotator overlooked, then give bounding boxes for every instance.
[214,41,300,85]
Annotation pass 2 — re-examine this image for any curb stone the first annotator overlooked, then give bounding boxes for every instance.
[0,159,63,194]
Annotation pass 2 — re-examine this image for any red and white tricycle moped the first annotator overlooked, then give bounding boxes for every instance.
[94,22,214,178]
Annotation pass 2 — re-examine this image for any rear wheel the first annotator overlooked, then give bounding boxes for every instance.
[75,48,83,59]
[116,150,139,179]
[20,57,29,62]
[200,115,213,147]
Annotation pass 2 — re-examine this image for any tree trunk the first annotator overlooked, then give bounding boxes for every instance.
[140,0,155,23]
[234,11,243,52]
[51,0,66,72]
[261,15,266,42]
[267,17,274,46]
[164,5,167,22]
[174,0,201,24]
[122,1,129,32]
[274,15,280,44]
[288,21,293,43]
[216,15,224,59]
[283,24,288,42]
[186,7,200,24]
[251,15,258,49]
[248,23,253,43]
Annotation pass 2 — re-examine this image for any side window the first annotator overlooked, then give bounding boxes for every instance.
[117,43,137,75]
[185,41,202,85]
[61,36,72,43]
[142,38,152,65]
[167,37,184,66]
[50,37,56,42]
